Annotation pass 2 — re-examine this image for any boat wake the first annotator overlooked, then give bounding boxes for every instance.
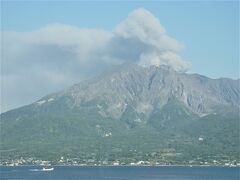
[29,167,54,172]
[29,169,42,172]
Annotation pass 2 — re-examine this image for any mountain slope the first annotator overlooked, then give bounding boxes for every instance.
[1,64,239,165]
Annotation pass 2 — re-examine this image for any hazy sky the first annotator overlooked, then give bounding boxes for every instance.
[1,1,239,112]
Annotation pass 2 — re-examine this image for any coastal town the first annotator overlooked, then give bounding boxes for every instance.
[1,156,239,167]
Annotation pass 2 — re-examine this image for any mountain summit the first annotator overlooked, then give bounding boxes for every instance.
[61,64,239,116]
[1,64,239,165]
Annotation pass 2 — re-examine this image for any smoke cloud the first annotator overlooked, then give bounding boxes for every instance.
[1,8,191,112]
[114,8,190,71]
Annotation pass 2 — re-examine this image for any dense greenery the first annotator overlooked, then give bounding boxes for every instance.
[0,98,239,165]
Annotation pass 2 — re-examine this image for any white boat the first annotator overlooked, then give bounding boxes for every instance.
[42,167,54,171]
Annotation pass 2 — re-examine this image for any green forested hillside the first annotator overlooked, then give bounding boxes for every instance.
[1,98,239,165]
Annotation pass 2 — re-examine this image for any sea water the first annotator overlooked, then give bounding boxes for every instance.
[0,166,239,180]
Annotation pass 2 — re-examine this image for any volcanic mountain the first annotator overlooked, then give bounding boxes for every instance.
[1,64,239,165]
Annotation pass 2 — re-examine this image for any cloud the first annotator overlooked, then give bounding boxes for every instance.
[115,8,182,52]
[138,52,191,72]
[114,8,190,71]
[1,8,190,112]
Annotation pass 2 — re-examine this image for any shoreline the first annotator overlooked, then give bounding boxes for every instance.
[0,165,239,168]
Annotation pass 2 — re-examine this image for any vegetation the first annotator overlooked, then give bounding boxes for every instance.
[0,98,239,166]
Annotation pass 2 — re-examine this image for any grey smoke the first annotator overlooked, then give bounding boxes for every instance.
[1,8,190,112]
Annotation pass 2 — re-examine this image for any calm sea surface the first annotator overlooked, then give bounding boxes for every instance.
[0,166,239,180]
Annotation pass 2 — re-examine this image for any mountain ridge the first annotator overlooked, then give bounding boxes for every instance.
[2,64,239,115]
[52,64,240,116]
[0,64,239,165]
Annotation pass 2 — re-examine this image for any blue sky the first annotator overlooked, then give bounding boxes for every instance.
[1,1,239,112]
[2,1,239,78]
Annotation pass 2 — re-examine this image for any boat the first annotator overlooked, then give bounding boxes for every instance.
[42,167,54,171]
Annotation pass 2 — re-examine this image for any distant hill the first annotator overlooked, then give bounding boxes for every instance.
[1,64,239,165]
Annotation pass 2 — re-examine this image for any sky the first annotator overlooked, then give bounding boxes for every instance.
[1,1,239,113]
